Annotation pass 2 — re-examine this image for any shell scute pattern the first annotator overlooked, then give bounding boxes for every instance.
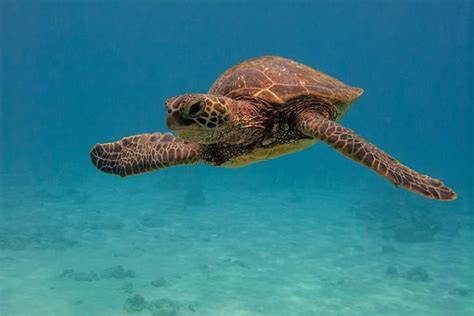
[209,56,363,111]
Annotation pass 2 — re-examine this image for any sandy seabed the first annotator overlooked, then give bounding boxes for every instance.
[1,177,472,316]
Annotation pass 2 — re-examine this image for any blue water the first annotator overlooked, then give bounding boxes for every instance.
[1,1,472,315]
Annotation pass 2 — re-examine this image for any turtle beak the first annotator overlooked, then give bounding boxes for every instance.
[166,110,194,130]
[166,97,187,130]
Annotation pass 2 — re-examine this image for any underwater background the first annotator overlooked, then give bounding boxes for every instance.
[1,1,473,315]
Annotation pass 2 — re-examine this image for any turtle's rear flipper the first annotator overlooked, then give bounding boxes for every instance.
[296,112,456,201]
[90,133,203,177]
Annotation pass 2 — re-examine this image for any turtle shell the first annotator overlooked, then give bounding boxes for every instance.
[209,56,363,114]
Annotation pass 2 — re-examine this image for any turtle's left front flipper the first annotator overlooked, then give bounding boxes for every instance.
[296,112,457,201]
[90,133,203,177]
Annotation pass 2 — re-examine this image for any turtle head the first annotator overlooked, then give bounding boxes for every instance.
[165,94,235,143]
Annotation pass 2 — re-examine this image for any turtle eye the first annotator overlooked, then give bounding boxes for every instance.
[184,102,204,117]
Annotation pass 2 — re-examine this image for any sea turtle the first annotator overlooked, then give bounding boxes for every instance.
[90,56,456,201]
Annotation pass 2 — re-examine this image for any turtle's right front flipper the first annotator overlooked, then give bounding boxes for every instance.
[90,133,203,177]
[296,112,457,201]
